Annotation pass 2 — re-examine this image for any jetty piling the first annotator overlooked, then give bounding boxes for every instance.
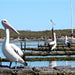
[0,40,75,74]
[24,40,26,49]
[1,40,75,61]
[20,40,75,61]
[21,41,22,50]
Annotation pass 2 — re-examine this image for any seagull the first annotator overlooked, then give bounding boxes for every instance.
[1,19,27,69]
[65,35,71,48]
[48,32,57,50]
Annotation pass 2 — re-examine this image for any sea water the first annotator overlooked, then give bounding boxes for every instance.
[0,40,75,68]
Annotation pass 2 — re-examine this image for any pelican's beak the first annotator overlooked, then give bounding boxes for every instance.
[1,19,19,34]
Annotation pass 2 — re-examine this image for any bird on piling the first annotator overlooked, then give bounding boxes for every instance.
[1,19,27,69]
[48,32,57,51]
[65,35,71,48]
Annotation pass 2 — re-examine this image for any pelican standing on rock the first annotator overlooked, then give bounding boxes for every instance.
[1,19,27,68]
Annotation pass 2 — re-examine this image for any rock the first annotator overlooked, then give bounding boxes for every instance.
[32,66,56,73]
[11,66,34,74]
[0,65,11,73]
[0,65,75,74]
[53,66,72,73]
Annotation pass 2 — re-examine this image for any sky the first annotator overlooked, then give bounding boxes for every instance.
[0,0,75,31]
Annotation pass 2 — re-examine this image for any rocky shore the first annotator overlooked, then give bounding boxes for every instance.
[0,65,75,75]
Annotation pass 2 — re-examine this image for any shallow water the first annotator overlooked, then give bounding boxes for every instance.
[0,40,75,67]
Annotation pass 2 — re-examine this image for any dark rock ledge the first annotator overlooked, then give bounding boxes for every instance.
[0,65,75,74]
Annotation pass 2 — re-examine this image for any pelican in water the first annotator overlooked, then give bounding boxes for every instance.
[1,19,27,68]
[48,32,57,50]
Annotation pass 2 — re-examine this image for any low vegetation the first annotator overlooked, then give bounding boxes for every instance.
[0,29,75,40]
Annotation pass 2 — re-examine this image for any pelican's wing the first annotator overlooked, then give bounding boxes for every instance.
[49,41,55,45]
[10,44,23,57]
[51,43,56,50]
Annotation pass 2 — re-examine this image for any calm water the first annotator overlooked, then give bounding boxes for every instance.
[0,40,75,68]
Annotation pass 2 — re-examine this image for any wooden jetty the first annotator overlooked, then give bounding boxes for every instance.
[1,41,75,61]
[0,40,75,75]
[0,40,75,62]
[19,40,75,61]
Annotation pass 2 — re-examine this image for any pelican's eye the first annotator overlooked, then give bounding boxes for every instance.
[4,20,6,22]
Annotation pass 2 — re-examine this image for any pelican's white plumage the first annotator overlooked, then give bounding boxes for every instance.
[10,44,23,57]
[65,35,68,46]
[49,32,57,50]
[65,35,71,48]
[1,19,27,68]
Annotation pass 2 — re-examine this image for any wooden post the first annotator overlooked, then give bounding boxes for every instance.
[0,57,2,66]
[24,40,26,50]
[52,27,54,41]
[38,40,40,48]
[21,41,22,50]
[0,62,2,66]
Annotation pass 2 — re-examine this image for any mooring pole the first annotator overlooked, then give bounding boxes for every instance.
[52,27,54,41]
[71,0,73,37]
[21,41,22,50]
[24,40,26,50]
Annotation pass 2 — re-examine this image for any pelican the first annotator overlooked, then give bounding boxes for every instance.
[65,35,71,48]
[48,32,57,50]
[1,19,27,68]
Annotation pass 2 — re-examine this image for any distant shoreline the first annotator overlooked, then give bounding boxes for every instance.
[0,29,75,42]
[0,36,75,42]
